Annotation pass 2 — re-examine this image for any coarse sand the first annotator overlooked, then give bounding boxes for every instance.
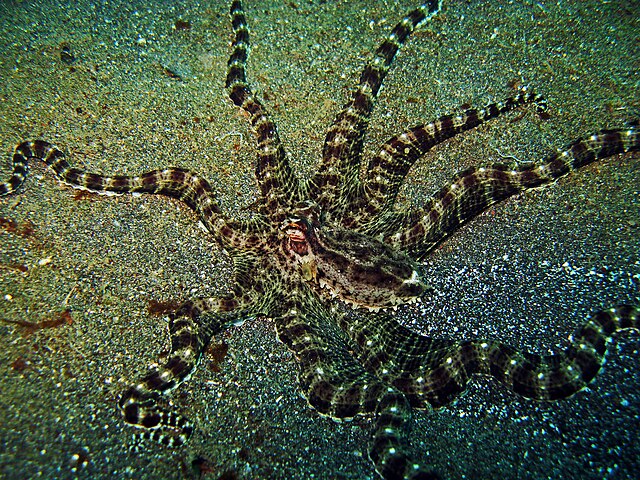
[0,1,638,479]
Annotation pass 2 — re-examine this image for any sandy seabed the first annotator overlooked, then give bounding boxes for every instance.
[0,0,638,479]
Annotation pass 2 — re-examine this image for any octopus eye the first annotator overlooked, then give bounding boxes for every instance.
[282,217,316,258]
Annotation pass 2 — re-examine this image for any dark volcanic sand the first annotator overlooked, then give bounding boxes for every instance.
[0,1,638,479]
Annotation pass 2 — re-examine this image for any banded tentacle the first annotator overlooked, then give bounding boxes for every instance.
[226,0,302,219]
[273,290,439,480]
[343,305,638,409]
[341,89,547,229]
[0,141,215,208]
[119,247,275,448]
[0,140,269,250]
[367,124,639,257]
[308,0,442,216]
[119,297,250,449]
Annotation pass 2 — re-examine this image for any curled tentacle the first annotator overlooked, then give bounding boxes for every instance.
[339,305,639,410]
[118,297,249,448]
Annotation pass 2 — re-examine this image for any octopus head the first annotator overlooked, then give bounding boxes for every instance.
[281,215,428,310]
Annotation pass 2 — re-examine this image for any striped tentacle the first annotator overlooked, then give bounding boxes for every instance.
[338,310,467,407]
[368,123,639,258]
[477,304,639,402]
[120,247,270,449]
[274,291,439,479]
[119,297,249,449]
[343,90,546,228]
[0,142,221,210]
[226,0,301,219]
[371,391,440,480]
[0,140,268,250]
[309,0,442,216]
[350,305,638,410]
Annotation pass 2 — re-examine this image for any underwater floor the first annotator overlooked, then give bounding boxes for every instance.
[0,0,638,478]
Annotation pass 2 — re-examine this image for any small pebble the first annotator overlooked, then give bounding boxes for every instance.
[60,44,75,64]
